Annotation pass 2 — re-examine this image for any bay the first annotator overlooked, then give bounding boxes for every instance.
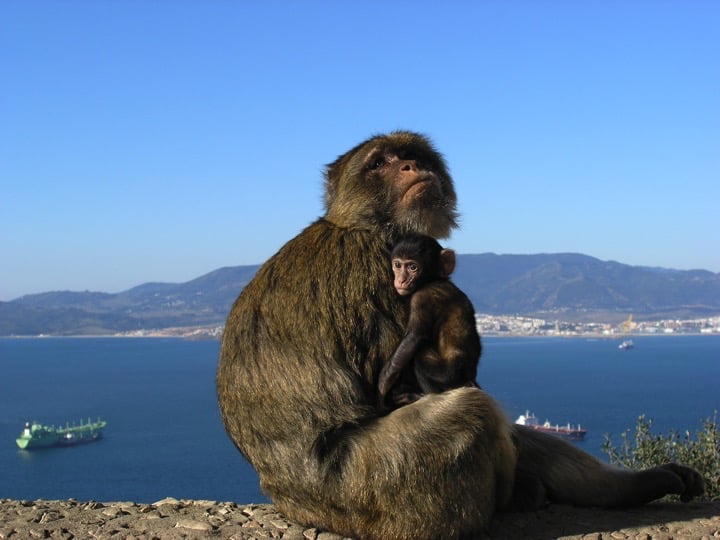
[480,335,719,455]
[0,338,263,504]
[0,335,717,504]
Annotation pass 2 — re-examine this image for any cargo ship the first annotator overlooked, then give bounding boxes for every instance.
[515,410,586,440]
[16,418,106,449]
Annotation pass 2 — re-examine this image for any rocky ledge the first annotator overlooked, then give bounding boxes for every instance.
[0,498,718,540]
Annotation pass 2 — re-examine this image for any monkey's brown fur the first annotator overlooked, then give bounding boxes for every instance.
[218,131,703,540]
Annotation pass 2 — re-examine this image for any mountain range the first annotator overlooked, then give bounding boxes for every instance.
[2,253,719,336]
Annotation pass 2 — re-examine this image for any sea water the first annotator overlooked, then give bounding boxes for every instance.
[0,335,717,504]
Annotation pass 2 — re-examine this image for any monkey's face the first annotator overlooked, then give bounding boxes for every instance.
[392,257,422,296]
[324,132,458,239]
[367,147,442,208]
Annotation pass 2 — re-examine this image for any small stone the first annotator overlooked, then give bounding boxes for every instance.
[141,510,162,520]
[153,497,179,506]
[192,499,217,507]
[175,519,212,532]
[38,510,61,524]
[242,505,258,516]
[208,515,228,527]
[317,532,345,540]
[271,519,289,529]
[281,527,308,540]
[233,513,250,525]
[102,507,123,517]
[58,529,75,540]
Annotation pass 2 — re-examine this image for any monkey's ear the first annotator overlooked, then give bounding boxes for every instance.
[439,249,456,277]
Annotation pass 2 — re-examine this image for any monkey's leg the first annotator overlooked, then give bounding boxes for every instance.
[313,388,516,540]
[510,424,704,509]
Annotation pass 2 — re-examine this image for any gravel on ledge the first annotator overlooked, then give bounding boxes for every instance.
[0,498,718,540]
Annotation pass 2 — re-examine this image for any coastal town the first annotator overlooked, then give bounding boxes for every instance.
[122,314,720,339]
[474,314,720,337]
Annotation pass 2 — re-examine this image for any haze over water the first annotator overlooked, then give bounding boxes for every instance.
[0,336,717,504]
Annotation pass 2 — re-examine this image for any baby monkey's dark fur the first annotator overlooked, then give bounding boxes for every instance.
[379,233,480,407]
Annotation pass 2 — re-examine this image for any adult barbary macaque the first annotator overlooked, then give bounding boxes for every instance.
[378,233,480,407]
[218,131,703,540]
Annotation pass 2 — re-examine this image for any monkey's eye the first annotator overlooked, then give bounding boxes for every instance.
[368,156,385,170]
[408,263,419,272]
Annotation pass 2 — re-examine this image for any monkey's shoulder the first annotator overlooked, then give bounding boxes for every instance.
[253,219,388,281]
[409,280,474,319]
[231,218,401,336]
[413,279,470,303]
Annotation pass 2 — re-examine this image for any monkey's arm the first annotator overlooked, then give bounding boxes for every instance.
[379,292,435,398]
[378,331,424,398]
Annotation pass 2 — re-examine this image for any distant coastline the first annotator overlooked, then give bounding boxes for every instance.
[4,313,718,340]
[3,253,718,337]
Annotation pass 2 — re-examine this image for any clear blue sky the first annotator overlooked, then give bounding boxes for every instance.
[2,1,718,301]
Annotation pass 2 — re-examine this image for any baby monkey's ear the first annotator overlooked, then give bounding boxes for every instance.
[439,249,456,278]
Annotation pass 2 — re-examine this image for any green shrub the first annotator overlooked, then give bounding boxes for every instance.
[601,413,719,501]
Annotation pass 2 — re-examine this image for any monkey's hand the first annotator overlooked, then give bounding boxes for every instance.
[379,334,421,399]
[377,362,397,399]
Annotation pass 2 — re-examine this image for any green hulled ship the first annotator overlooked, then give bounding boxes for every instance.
[16,418,107,449]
